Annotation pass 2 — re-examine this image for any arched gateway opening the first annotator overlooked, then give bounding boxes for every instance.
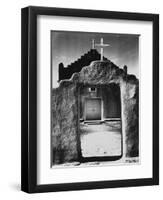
[79,83,122,161]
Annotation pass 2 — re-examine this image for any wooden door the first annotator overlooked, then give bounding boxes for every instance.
[85,98,101,120]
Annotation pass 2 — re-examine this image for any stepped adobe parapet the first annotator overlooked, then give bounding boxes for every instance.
[58,49,108,81]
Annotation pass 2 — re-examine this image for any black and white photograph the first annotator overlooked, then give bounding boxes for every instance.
[20,6,159,193]
[51,31,139,167]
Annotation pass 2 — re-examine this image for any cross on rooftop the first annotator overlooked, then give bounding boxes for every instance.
[92,38,110,61]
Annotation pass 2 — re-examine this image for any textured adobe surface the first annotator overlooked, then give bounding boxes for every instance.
[52,61,139,164]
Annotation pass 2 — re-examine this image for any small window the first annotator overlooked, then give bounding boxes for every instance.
[89,87,96,92]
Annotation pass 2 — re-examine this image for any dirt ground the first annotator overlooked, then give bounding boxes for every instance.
[80,121,122,157]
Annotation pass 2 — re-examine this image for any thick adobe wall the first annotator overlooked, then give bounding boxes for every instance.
[52,61,139,164]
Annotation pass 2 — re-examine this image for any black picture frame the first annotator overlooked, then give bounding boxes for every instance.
[21,6,159,193]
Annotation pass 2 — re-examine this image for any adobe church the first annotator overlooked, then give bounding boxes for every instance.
[51,38,139,165]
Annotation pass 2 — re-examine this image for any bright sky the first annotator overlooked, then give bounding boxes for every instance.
[51,31,139,88]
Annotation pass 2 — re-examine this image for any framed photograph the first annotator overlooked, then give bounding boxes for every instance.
[21,6,159,193]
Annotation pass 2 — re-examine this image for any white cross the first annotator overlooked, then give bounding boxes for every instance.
[92,38,110,61]
[92,39,95,49]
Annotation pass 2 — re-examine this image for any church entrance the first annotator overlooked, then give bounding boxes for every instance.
[84,98,101,121]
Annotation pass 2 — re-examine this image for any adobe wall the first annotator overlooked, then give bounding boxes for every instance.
[52,61,139,164]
